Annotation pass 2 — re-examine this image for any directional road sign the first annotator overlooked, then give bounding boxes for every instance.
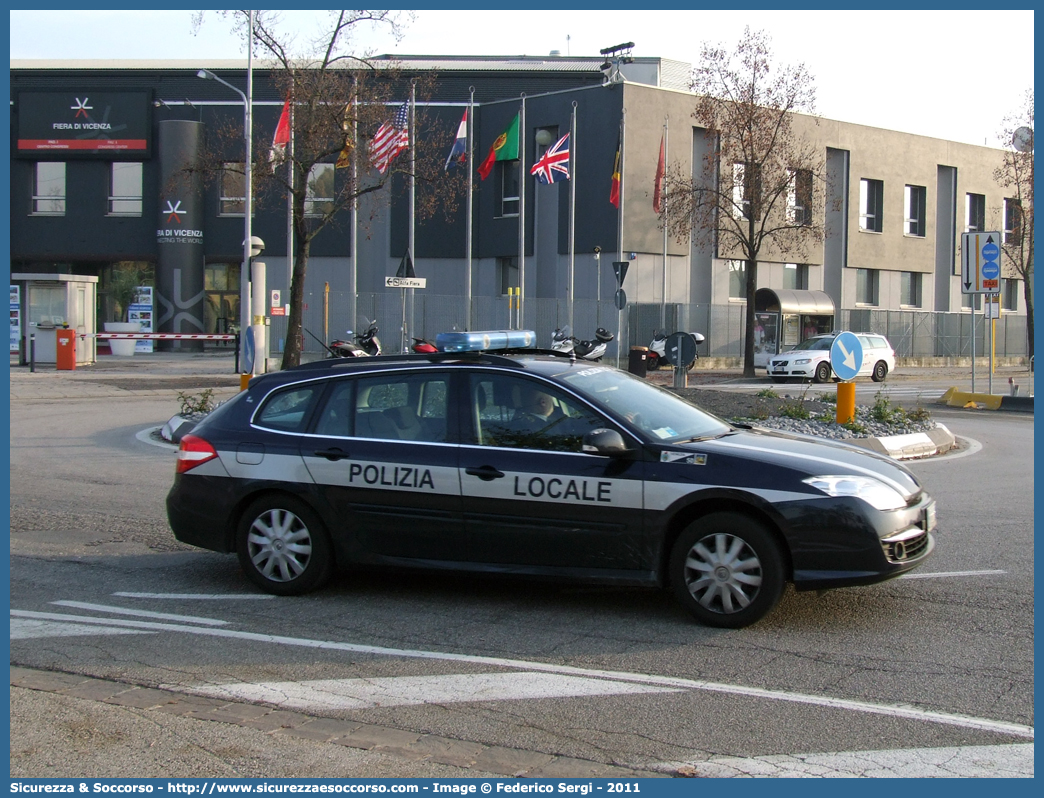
[385,276,427,289]
[830,331,863,382]
[961,232,1002,295]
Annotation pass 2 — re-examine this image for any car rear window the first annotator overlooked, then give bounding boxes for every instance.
[255,385,322,432]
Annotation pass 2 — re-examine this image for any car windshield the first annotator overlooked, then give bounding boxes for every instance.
[791,337,834,351]
[554,365,731,443]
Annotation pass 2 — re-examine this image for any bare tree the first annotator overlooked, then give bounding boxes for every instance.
[994,88,1034,358]
[192,10,465,367]
[663,28,827,377]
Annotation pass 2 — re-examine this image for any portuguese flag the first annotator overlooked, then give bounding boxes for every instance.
[477,114,519,181]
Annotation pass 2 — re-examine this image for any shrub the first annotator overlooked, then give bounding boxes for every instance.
[177,388,216,416]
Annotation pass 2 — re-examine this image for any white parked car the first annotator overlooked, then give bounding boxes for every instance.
[767,332,895,383]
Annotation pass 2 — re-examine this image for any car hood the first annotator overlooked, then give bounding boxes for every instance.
[681,427,922,499]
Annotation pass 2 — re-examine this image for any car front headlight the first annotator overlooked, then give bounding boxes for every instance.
[803,475,908,511]
[794,358,812,365]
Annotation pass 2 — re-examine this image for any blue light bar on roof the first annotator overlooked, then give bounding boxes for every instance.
[435,330,537,352]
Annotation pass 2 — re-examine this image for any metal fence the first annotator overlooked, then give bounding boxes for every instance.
[265,292,1030,361]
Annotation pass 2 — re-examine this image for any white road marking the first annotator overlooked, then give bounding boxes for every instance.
[660,742,1033,778]
[51,600,229,625]
[10,609,1033,740]
[900,569,1006,580]
[113,592,276,600]
[10,618,152,640]
[182,673,680,710]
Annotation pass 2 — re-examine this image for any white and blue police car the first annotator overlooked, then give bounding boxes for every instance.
[167,337,936,628]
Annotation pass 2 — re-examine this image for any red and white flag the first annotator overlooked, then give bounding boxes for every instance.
[369,102,410,174]
[270,100,290,164]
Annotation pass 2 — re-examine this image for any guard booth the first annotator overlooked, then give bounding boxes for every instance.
[753,288,835,368]
[11,274,98,366]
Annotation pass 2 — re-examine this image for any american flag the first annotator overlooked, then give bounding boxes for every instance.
[369,102,410,174]
[530,133,570,184]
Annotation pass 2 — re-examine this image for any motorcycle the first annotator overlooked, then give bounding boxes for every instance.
[550,326,615,361]
[329,318,382,358]
[647,330,705,370]
[411,337,438,353]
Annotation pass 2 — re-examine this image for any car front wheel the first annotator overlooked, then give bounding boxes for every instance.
[871,361,889,382]
[237,495,333,596]
[669,512,785,628]
[813,362,832,383]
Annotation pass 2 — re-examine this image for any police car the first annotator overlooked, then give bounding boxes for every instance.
[167,339,936,628]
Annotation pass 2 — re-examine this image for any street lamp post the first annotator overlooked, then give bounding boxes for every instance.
[197,56,254,374]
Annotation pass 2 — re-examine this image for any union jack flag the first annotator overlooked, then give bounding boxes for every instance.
[369,102,410,175]
[530,132,570,184]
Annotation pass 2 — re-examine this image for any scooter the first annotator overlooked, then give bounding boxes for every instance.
[647,330,705,370]
[551,326,614,361]
[329,319,382,358]
[411,337,438,353]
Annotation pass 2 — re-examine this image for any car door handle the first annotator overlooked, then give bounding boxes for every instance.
[314,447,351,461]
[465,465,505,481]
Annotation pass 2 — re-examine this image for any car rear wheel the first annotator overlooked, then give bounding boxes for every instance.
[669,512,785,628]
[813,362,832,383]
[237,495,333,596]
[872,361,889,382]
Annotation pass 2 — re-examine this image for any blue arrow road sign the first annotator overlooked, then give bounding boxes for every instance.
[830,332,863,381]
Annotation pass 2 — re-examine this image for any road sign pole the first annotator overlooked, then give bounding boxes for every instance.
[836,382,855,424]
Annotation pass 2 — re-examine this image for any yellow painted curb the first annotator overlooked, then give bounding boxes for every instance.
[940,388,1003,410]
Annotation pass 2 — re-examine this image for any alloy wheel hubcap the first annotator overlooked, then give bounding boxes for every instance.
[684,532,763,614]
[247,508,312,582]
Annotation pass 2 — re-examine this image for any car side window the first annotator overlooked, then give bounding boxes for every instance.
[255,386,322,432]
[350,373,450,442]
[469,373,607,453]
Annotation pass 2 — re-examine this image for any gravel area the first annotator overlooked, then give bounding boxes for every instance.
[673,387,938,440]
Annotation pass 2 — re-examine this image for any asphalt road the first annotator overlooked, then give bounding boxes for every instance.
[8,363,1035,778]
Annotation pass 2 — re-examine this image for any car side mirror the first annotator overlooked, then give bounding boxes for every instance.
[582,428,629,456]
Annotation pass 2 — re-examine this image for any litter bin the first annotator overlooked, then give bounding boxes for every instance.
[628,346,648,378]
[56,327,76,371]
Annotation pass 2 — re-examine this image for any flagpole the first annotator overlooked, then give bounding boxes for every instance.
[285,93,293,350]
[406,81,417,353]
[567,102,577,336]
[466,86,474,331]
[518,94,526,331]
[348,78,358,344]
[661,115,668,332]
[617,107,626,368]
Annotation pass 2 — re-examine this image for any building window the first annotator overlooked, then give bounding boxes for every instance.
[732,162,760,220]
[304,163,335,217]
[782,263,808,290]
[32,162,66,215]
[965,192,986,232]
[727,260,747,299]
[787,169,813,226]
[900,271,921,307]
[1002,278,1019,311]
[497,161,520,217]
[859,178,883,232]
[1004,198,1023,245]
[855,268,878,305]
[497,257,518,295]
[904,184,926,237]
[219,163,245,215]
[109,162,143,216]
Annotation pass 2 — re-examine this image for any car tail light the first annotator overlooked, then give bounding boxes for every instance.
[176,434,218,474]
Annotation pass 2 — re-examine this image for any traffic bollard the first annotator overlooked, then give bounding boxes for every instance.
[836,382,856,424]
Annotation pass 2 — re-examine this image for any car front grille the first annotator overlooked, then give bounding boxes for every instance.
[881,526,930,563]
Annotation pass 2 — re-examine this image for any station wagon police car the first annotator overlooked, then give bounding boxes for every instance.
[167,341,936,628]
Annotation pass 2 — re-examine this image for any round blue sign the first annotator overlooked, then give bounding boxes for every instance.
[830,332,863,381]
